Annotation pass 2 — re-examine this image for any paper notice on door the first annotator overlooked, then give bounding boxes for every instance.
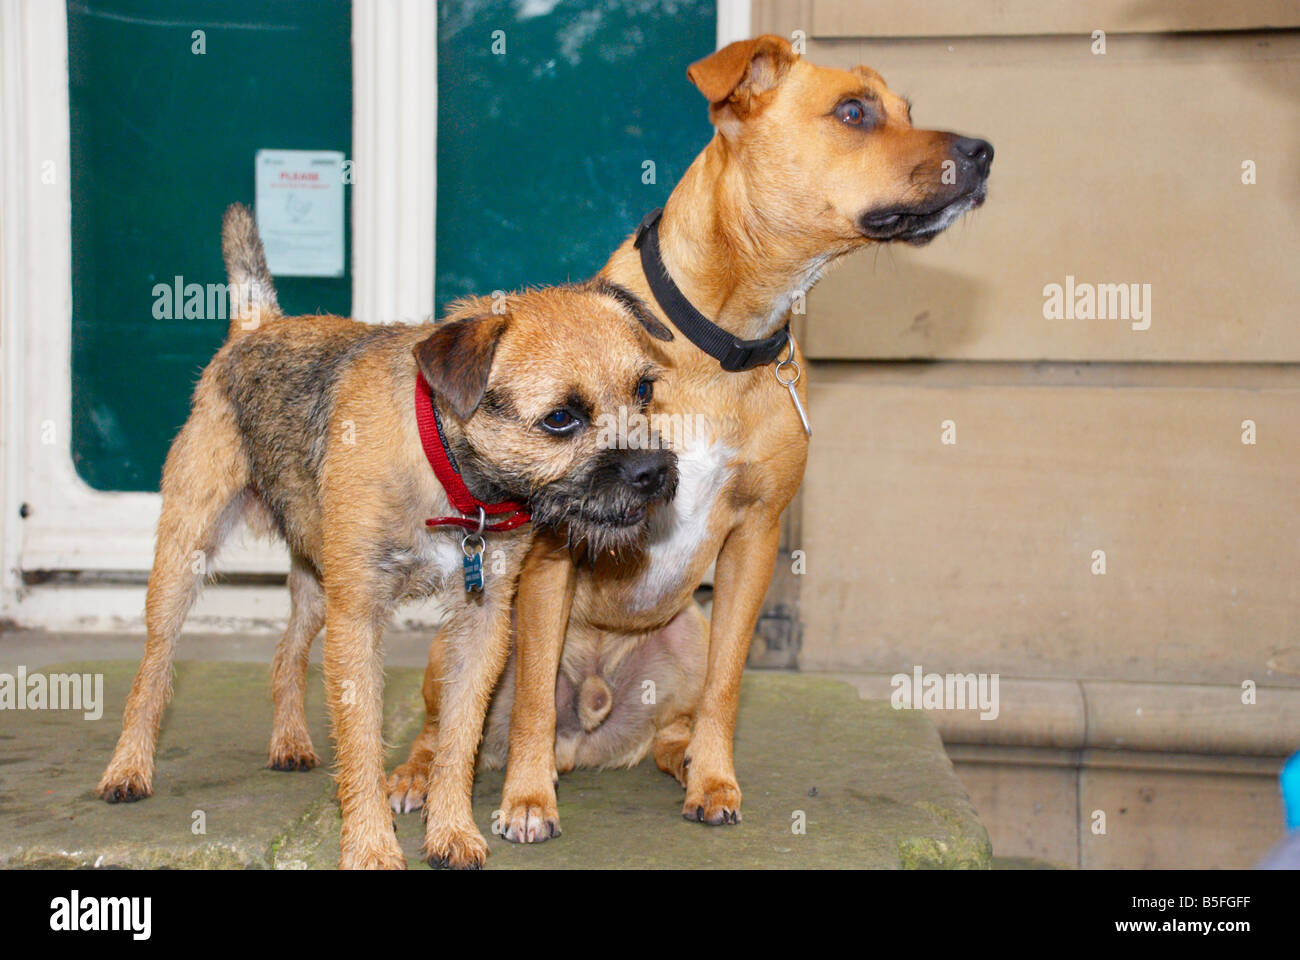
[254,149,345,277]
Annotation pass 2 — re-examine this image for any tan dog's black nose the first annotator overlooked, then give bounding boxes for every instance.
[952,136,994,177]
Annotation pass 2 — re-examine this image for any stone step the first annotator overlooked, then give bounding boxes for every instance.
[0,659,990,869]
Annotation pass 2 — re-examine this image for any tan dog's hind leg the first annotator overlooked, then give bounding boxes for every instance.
[323,585,405,870]
[498,536,576,844]
[653,716,693,786]
[422,596,515,869]
[97,388,249,802]
[682,519,783,825]
[267,553,325,771]
[386,631,445,813]
[651,599,709,786]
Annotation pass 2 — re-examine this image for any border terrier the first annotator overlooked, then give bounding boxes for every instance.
[95,203,677,869]
[388,35,993,840]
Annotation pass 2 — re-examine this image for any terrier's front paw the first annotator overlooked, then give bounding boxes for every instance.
[498,788,562,844]
[423,820,490,869]
[682,776,742,825]
[386,760,428,814]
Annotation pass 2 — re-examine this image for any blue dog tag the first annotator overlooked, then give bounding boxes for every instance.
[462,550,483,592]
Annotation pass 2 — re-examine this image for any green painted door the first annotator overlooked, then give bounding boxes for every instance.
[68,0,352,491]
[67,0,715,493]
[435,1,717,311]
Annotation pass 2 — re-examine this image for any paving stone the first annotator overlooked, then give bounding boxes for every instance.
[0,657,990,869]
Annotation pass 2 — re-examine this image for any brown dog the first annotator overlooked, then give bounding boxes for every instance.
[95,204,677,868]
[387,34,994,841]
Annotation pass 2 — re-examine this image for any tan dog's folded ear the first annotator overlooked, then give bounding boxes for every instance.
[687,34,795,116]
[414,313,509,420]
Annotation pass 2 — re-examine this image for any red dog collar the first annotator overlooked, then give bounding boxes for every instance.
[415,372,531,532]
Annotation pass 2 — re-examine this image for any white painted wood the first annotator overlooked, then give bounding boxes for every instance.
[0,0,32,596]
[5,582,447,634]
[716,0,753,47]
[351,0,437,325]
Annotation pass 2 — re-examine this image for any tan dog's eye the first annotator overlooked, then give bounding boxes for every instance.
[834,99,870,127]
[635,378,654,406]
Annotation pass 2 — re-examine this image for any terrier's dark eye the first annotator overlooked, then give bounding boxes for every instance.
[541,408,581,435]
[834,99,869,127]
[635,378,654,406]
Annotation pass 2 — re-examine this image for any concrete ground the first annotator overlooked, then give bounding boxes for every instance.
[0,631,991,869]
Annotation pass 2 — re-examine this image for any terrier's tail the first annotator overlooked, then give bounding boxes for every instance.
[221,203,280,339]
[578,675,614,732]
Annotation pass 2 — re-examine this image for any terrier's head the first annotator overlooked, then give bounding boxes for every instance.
[415,280,679,555]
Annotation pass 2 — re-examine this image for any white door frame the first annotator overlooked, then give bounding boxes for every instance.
[351,0,437,326]
[716,0,751,46]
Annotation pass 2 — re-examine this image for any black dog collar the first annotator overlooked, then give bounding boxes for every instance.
[634,208,790,372]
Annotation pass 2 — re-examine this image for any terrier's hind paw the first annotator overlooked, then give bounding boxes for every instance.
[96,769,152,804]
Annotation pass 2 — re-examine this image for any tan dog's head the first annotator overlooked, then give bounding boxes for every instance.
[414,281,678,554]
[688,35,992,248]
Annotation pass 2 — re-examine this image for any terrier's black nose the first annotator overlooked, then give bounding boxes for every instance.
[952,136,994,176]
[621,450,670,498]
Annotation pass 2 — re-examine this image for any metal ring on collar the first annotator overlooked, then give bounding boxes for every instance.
[461,533,485,558]
[461,507,487,557]
[775,356,801,387]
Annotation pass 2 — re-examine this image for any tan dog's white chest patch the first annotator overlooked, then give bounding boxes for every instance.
[630,436,734,613]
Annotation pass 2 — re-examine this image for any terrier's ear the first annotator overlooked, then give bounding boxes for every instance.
[414,313,509,420]
[687,35,796,118]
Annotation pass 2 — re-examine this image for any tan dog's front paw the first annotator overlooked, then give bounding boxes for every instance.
[96,765,153,804]
[423,820,490,869]
[498,788,561,844]
[386,760,428,814]
[683,776,742,825]
[267,736,319,772]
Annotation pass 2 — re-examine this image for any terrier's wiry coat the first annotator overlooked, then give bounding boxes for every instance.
[95,204,677,869]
